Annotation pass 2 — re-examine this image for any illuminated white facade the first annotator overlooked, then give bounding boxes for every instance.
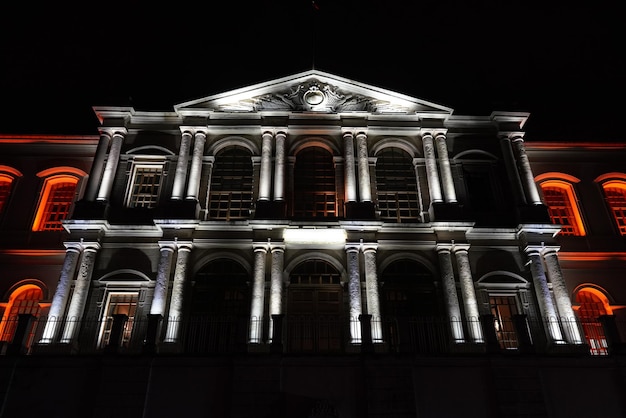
[1,71,626,417]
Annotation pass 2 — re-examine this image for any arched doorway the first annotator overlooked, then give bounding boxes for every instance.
[0,284,43,350]
[185,258,250,353]
[287,259,343,352]
[380,259,443,353]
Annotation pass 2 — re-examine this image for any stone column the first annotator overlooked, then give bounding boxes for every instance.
[84,132,111,202]
[186,131,206,200]
[249,245,267,343]
[346,245,362,343]
[526,248,565,343]
[164,242,192,343]
[274,132,286,201]
[39,243,82,344]
[512,137,542,205]
[343,131,357,203]
[356,132,372,202]
[259,131,273,201]
[150,242,175,317]
[60,243,100,344]
[422,133,443,204]
[437,244,464,342]
[454,246,483,343]
[543,248,583,344]
[97,131,125,201]
[171,131,192,200]
[268,246,284,342]
[499,136,526,205]
[363,245,382,342]
[435,133,457,203]
[412,159,426,217]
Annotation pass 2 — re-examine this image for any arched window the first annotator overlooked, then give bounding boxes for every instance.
[32,168,85,231]
[537,176,585,236]
[375,148,420,222]
[0,284,43,346]
[293,147,337,218]
[601,180,626,235]
[208,146,253,220]
[575,288,611,356]
[0,166,22,218]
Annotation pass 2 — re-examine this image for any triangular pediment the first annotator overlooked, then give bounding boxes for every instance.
[174,70,453,116]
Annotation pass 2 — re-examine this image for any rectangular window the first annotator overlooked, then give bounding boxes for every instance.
[98,292,138,348]
[127,165,163,208]
[490,295,520,350]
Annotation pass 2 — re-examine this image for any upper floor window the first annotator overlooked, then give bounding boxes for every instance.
[601,180,626,235]
[208,146,253,220]
[0,167,21,219]
[126,163,164,208]
[32,168,85,231]
[375,148,420,222]
[293,147,336,218]
[537,176,585,236]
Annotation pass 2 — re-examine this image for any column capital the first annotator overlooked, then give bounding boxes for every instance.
[176,241,194,252]
[341,129,355,137]
[361,243,378,253]
[452,244,471,253]
[158,241,177,252]
[421,129,448,138]
[64,242,84,252]
[498,131,526,141]
[180,127,207,137]
[355,130,368,138]
[81,242,101,251]
[345,243,361,253]
[270,244,285,253]
[98,127,127,138]
[524,245,544,256]
[436,243,453,253]
[253,243,270,252]
[261,128,288,137]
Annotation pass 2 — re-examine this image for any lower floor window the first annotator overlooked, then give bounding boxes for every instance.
[99,292,138,348]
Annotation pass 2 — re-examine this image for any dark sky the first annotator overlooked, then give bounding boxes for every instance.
[1,1,622,141]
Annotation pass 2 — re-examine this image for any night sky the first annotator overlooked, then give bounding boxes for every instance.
[1,1,622,141]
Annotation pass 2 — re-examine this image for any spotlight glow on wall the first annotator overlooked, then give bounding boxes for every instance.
[283,228,347,245]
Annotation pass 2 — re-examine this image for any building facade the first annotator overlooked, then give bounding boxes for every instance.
[1,71,625,417]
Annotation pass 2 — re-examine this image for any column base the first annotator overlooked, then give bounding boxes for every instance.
[517,204,551,223]
[72,199,109,220]
[345,201,376,220]
[254,201,286,219]
[429,202,466,221]
[154,199,200,219]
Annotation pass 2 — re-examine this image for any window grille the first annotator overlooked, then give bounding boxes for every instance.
[603,185,626,235]
[38,181,77,231]
[376,148,419,222]
[0,178,12,215]
[128,166,162,208]
[0,286,43,346]
[208,147,253,220]
[489,295,520,350]
[576,290,609,355]
[293,147,336,218]
[542,185,582,235]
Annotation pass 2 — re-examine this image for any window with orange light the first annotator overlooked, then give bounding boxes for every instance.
[32,176,78,231]
[0,175,13,216]
[602,182,626,235]
[0,285,43,344]
[540,182,585,236]
[575,289,611,356]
